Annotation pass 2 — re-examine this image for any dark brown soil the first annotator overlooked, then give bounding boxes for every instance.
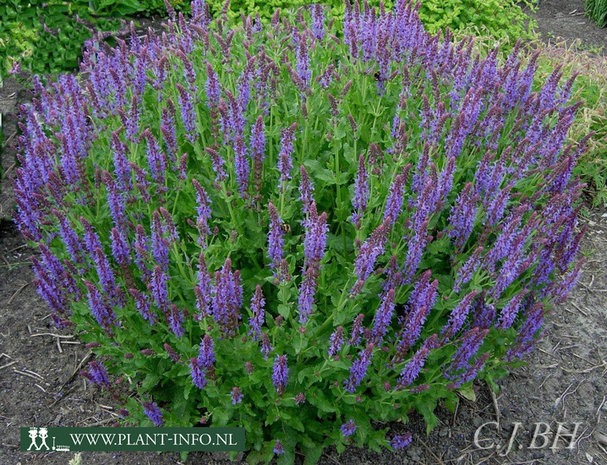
[1,2,606,464]
[530,0,607,53]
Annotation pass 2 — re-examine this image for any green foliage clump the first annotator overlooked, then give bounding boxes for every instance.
[586,0,607,27]
[0,0,119,76]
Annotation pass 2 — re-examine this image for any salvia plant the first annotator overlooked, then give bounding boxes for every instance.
[14,0,587,462]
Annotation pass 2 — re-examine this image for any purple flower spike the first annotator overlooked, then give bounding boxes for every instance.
[149,265,170,310]
[351,154,369,225]
[497,290,527,330]
[267,202,285,270]
[205,62,221,110]
[195,253,212,319]
[87,361,110,386]
[303,203,328,267]
[352,218,391,295]
[192,179,212,245]
[299,165,315,214]
[142,401,163,427]
[370,288,396,343]
[383,171,407,224]
[168,305,184,338]
[191,334,215,389]
[328,326,344,357]
[350,313,365,345]
[340,419,357,437]
[310,4,326,40]
[448,327,489,376]
[273,439,284,455]
[272,354,288,395]
[448,183,478,250]
[390,432,413,450]
[248,285,265,341]
[211,258,243,335]
[441,290,478,340]
[451,352,490,387]
[277,123,297,185]
[233,135,250,195]
[143,129,167,185]
[110,227,130,267]
[176,83,197,142]
[111,131,132,193]
[454,247,484,293]
[128,288,156,325]
[344,343,374,392]
[56,211,83,263]
[199,334,216,369]
[396,337,435,388]
[231,386,243,404]
[251,115,265,195]
[161,106,178,159]
[205,147,227,182]
[298,265,319,324]
[260,332,273,359]
[85,281,117,335]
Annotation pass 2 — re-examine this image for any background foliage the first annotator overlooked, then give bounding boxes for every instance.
[585,0,607,27]
[1,0,537,78]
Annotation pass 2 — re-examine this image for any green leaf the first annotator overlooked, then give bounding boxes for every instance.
[277,302,291,318]
[457,384,476,402]
[302,444,323,464]
[416,400,439,435]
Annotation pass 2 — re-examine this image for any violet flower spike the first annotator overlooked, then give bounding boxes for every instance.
[299,166,315,215]
[267,202,285,270]
[231,386,243,405]
[370,288,396,344]
[277,123,297,185]
[328,326,344,357]
[341,420,357,437]
[351,154,369,225]
[344,343,374,393]
[273,440,284,455]
[302,203,328,267]
[272,355,288,395]
[211,258,243,335]
[248,285,265,341]
[87,361,110,386]
[85,281,117,334]
[142,401,163,427]
[390,433,413,450]
[195,252,212,318]
[260,332,273,359]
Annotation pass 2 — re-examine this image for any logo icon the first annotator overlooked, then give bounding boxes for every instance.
[26,427,50,451]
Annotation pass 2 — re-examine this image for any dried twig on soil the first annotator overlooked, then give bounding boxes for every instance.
[417,435,446,464]
[0,361,17,370]
[571,302,589,316]
[597,396,606,415]
[30,332,75,339]
[13,368,44,381]
[83,417,115,427]
[7,282,29,305]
